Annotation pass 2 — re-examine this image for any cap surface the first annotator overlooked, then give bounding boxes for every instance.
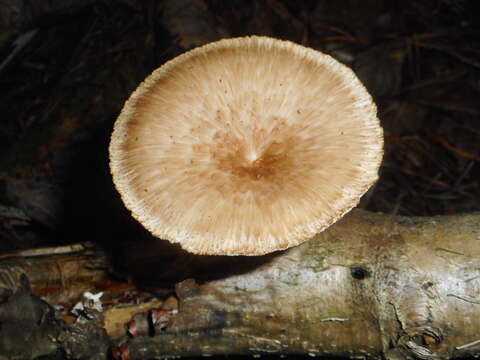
[109,36,383,255]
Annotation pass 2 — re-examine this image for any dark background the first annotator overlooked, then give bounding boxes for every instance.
[0,0,479,262]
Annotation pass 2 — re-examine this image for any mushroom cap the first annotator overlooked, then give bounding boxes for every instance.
[109,36,383,256]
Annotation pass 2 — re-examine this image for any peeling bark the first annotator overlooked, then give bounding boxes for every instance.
[0,210,479,359]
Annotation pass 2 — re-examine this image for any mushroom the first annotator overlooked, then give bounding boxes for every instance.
[109,36,383,256]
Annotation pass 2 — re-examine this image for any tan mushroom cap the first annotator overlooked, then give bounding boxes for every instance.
[109,36,383,256]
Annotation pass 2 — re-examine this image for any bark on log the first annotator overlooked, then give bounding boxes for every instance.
[0,210,479,360]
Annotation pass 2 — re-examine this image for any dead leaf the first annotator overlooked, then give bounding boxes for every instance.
[162,0,221,49]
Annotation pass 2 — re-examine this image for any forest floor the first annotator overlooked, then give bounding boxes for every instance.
[0,0,479,254]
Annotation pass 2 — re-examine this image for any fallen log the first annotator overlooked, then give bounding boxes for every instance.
[0,210,479,359]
